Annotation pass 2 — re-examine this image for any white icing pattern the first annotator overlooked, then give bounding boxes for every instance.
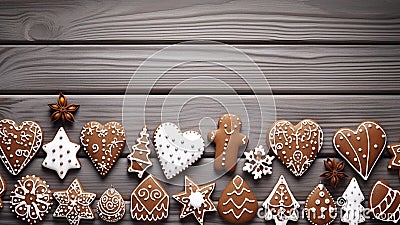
[127,125,152,178]
[262,175,300,225]
[10,175,53,225]
[243,145,274,179]
[154,122,205,179]
[42,127,81,179]
[53,178,96,225]
[172,176,216,225]
[0,119,43,175]
[337,177,365,225]
[131,175,169,222]
[333,121,387,180]
[269,119,323,177]
[97,187,125,223]
[369,180,400,223]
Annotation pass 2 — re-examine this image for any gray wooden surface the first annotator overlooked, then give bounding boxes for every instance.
[0,0,399,224]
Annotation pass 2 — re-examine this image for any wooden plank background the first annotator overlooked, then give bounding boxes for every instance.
[0,0,400,224]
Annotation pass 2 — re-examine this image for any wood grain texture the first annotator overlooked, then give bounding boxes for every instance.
[1,0,400,42]
[0,95,399,158]
[2,45,400,94]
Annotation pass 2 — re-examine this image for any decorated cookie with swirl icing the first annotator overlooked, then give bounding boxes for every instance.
[80,121,126,176]
[208,114,248,172]
[10,175,53,225]
[97,187,125,223]
[130,174,169,222]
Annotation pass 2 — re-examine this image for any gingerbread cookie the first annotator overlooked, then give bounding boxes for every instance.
[42,127,81,179]
[80,121,126,176]
[218,175,258,223]
[268,119,322,177]
[53,178,96,225]
[97,186,125,223]
[128,125,152,178]
[10,175,53,225]
[369,179,400,223]
[173,176,216,225]
[0,119,43,175]
[262,175,300,225]
[387,143,400,177]
[305,184,337,225]
[337,177,365,225]
[131,174,169,222]
[333,121,386,180]
[154,122,205,179]
[0,173,5,208]
[208,114,248,172]
[243,145,274,180]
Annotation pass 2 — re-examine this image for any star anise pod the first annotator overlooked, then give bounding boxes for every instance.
[48,92,80,123]
[320,158,347,188]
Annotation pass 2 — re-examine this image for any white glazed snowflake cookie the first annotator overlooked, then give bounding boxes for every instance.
[243,145,274,179]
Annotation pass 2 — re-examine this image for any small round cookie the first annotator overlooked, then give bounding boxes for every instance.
[97,187,125,223]
[243,145,274,180]
[10,175,53,225]
[218,175,258,223]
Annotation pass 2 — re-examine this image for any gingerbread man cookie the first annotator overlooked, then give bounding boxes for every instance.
[42,127,81,179]
[10,175,53,225]
[208,114,248,172]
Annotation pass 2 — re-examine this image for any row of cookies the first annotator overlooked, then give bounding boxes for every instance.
[1,173,398,225]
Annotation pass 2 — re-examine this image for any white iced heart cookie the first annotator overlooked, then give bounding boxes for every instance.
[154,122,205,179]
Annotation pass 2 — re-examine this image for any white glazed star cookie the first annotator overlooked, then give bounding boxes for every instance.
[42,127,81,179]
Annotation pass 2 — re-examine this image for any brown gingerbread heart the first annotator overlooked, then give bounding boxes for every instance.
[268,119,323,177]
[0,119,43,175]
[333,121,386,180]
[80,121,126,176]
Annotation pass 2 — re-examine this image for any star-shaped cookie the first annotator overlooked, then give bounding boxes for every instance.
[42,127,81,179]
[53,178,96,225]
[173,176,216,225]
[388,144,400,177]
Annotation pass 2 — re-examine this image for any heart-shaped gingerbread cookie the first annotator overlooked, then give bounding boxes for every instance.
[154,122,205,179]
[80,121,126,176]
[0,119,43,175]
[268,119,323,177]
[333,121,386,180]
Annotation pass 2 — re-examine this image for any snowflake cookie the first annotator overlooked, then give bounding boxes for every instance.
[243,145,274,179]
